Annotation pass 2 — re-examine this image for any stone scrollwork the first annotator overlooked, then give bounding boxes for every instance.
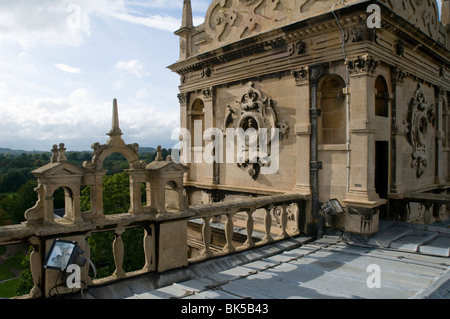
[201,0,442,48]
[204,0,287,44]
[406,83,436,178]
[224,82,286,179]
[346,54,379,76]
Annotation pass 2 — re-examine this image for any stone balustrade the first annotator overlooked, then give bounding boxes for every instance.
[0,193,306,299]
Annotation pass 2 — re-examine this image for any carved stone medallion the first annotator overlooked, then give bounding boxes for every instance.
[223,82,287,179]
[406,83,436,178]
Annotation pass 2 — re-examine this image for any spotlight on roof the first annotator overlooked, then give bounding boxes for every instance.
[321,199,345,227]
[43,239,86,272]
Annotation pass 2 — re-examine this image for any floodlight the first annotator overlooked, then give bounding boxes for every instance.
[321,199,345,216]
[320,199,345,228]
[43,239,86,272]
[329,199,345,214]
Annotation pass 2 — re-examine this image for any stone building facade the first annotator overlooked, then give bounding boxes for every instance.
[169,0,450,235]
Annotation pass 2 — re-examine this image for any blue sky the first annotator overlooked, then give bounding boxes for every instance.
[0,0,208,151]
[0,0,444,152]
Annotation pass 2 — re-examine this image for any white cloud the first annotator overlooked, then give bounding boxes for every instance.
[0,0,93,48]
[114,59,150,78]
[110,11,181,32]
[0,87,179,150]
[54,63,82,74]
[0,0,206,49]
[0,82,8,97]
[114,80,126,90]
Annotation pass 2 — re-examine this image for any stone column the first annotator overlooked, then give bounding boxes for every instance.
[202,87,216,186]
[178,92,190,182]
[127,169,147,215]
[69,188,82,222]
[292,67,315,236]
[43,186,55,225]
[90,171,106,218]
[343,55,385,208]
[292,67,311,196]
[390,67,409,195]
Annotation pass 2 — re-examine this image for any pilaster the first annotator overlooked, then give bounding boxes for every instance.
[390,66,409,194]
[202,87,216,186]
[344,55,385,208]
[292,67,311,196]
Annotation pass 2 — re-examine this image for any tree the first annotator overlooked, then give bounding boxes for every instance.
[0,208,11,226]
[0,170,27,193]
[5,180,38,225]
[15,247,33,296]
[83,172,145,278]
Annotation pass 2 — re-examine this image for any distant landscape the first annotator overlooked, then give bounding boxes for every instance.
[0,146,171,298]
[0,146,170,225]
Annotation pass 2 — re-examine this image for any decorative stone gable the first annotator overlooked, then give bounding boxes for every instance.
[24,100,190,226]
[25,146,85,225]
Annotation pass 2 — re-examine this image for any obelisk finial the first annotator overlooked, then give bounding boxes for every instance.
[108,98,123,137]
[181,0,193,29]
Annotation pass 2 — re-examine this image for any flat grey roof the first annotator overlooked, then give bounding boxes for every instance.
[79,221,450,300]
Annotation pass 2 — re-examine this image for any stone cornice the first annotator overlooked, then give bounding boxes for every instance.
[169,10,449,82]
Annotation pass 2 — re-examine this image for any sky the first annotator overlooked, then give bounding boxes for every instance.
[0,0,208,151]
[0,0,444,152]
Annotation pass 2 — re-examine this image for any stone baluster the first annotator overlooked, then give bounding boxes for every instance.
[202,217,213,257]
[143,225,156,272]
[243,208,255,248]
[423,203,432,225]
[112,229,126,279]
[263,207,274,243]
[223,213,235,253]
[29,237,42,298]
[280,204,288,239]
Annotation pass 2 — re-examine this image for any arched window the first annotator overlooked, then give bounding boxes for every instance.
[375,76,389,117]
[53,186,74,220]
[190,99,205,148]
[318,75,346,145]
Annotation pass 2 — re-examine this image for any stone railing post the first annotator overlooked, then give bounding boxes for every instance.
[143,225,156,272]
[243,208,255,248]
[262,207,274,243]
[279,204,288,239]
[112,229,126,279]
[28,236,42,298]
[202,217,212,257]
[223,213,235,253]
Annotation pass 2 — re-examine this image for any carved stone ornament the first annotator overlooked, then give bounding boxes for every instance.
[350,22,378,44]
[391,66,409,86]
[203,0,326,45]
[406,83,436,178]
[223,82,286,179]
[291,67,309,85]
[378,0,441,42]
[346,54,379,76]
[199,0,441,49]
